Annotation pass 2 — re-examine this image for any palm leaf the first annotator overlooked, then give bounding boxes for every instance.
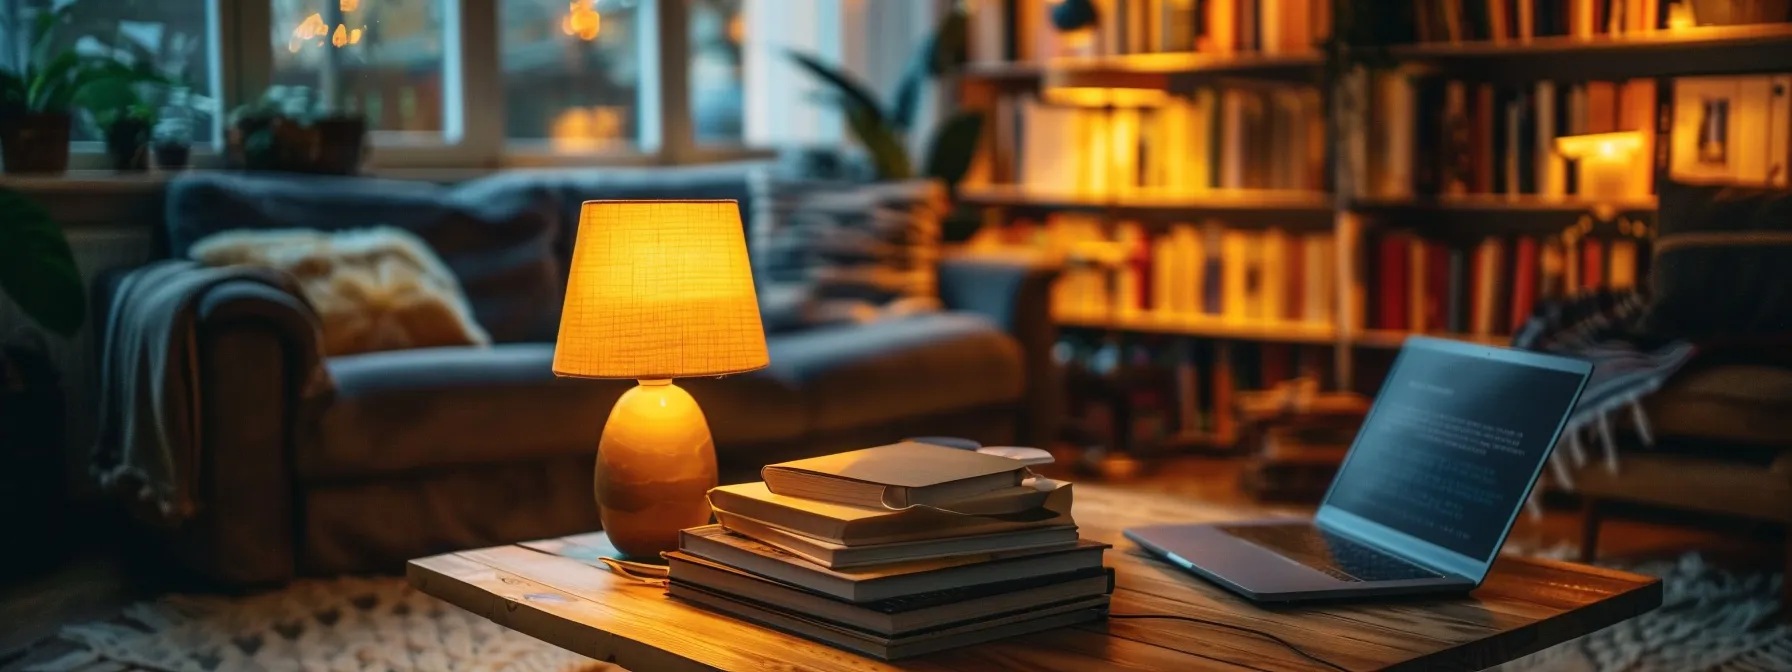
[842,102,912,180]
[784,49,886,122]
[0,187,84,336]
[890,64,925,133]
[925,8,969,76]
[922,111,984,195]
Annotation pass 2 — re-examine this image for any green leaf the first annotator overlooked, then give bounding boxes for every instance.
[926,8,970,76]
[783,49,886,123]
[922,111,984,195]
[889,63,925,132]
[0,188,84,336]
[843,103,912,180]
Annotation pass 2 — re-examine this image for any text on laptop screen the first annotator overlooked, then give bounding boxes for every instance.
[1323,346,1583,561]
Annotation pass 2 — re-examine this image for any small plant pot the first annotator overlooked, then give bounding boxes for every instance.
[104,119,151,172]
[0,113,72,175]
[153,143,191,171]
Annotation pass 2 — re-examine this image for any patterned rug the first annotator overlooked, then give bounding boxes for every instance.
[26,577,620,672]
[1497,554,1790,671]
[26,555,1788,672]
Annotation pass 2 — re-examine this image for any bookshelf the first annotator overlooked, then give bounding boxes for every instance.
[959,0,1792,453]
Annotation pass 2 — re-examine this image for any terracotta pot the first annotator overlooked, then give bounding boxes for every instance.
[0,113,72,175]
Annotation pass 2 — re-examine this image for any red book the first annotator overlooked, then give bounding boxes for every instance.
[1260,344,1293,388]
[1425,241,1451,333]
[1509,237,1540,329]
[1580,238,1605,290]
[1376,233,1411,331]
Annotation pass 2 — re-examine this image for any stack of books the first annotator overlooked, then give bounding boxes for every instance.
[666,442,1112,660]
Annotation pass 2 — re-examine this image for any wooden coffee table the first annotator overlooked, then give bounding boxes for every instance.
[409,484,1661,671]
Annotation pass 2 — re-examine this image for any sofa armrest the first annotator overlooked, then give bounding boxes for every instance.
[937,252,1062,447]
[105,270,326,586]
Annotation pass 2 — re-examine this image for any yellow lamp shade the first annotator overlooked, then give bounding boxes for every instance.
[553,200,768,380]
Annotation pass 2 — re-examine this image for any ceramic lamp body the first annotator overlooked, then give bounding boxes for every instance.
[595,379,717,558]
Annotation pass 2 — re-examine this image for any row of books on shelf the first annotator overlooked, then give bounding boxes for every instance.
[1366,230,1645,336]
[1366,73,1792,198]
[1062,334,1335,446]
[1035,217,1337,328]
[1410,0,1672,44]
[970,0,1333,63]
[1007,85,1326,196]
[1367,76,1655,198]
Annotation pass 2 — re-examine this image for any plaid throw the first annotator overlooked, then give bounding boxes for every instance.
[1512,289,1698,506]
[747,171,945,303]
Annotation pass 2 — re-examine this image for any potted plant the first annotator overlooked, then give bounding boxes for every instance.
[227,86,368,175]
[0,186,82,572]
[785,7,984,239]
[97,104,154,171]
[0,7,118,174]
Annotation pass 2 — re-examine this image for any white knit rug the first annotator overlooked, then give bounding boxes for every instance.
[28,577,622,672]
[1497,554,1790,671]
[28,555,1788,672]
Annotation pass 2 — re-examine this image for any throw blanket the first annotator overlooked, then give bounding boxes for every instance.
[92,260,328,523]
[1513,289,1698,508]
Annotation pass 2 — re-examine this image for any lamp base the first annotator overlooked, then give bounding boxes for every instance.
[595,379,717,559]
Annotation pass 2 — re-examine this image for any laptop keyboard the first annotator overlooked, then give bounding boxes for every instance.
[1217,523,1443,583]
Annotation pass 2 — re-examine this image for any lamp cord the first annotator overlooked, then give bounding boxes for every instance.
[1106,613,1350,671]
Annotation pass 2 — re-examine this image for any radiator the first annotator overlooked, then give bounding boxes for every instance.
[0,225,157,490]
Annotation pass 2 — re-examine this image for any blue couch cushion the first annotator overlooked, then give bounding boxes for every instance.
[454,161,770,272]
[165,172,563,343]
[302,343,809,480]
[761,313,1025,434]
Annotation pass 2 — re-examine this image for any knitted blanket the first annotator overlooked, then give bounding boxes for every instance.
[1511,290,1698,502]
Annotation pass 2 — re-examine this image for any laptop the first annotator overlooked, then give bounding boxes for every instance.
[1125,336,1591,602]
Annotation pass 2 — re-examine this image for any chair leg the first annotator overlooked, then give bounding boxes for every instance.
[1579,498,1602,563]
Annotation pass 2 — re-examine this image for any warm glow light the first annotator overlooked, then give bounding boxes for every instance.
[332,24,348,48]
[727,14,745,43]
[553,201,767,380]
[349,27,363,44]
[1042,86,1169,107]
[340,0,359,11]
[547,106,626,150]
[563,2,601,41]
[1554,131,1644,159]
[1666,2,1696,29]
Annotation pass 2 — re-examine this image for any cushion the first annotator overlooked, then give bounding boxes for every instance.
[191,227,489,356]
[1646,182,1792,340]
[760,312,1024,434]
[453,161,769,273]
[165,172,561,343]
[748,171,946,316]
[301,343,809,481]
[1645,363,1792,447]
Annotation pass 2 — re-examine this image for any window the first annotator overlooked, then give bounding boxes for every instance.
[0,0,217,144]
[1,0,905,169]
[270,0,449,136]
[501,0,646,150]
[689,0,742,145]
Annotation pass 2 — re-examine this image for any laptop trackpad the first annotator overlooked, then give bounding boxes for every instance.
[1130,522,1352,596]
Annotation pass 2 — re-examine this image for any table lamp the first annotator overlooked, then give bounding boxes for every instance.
[553,200,768,558]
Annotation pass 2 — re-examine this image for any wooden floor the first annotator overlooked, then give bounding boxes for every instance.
[2,455,1782,672]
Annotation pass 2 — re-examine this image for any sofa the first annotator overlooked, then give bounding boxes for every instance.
[114,164,1059,586]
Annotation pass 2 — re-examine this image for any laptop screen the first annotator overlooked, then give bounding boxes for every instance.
[1322,341,1586,562]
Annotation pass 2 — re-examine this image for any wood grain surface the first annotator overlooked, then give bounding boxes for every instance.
[408,483,1661,671]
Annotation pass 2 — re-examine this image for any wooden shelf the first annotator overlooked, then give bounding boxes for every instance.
[1352,330,1510,349]
[961,51,1324,92]
[1057,311,1340,345]
[961,186,1337,229]
[1352,195,1657,239]
[1389,23,1792,83]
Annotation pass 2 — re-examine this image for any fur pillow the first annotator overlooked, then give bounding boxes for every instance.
[192,227,491,356]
